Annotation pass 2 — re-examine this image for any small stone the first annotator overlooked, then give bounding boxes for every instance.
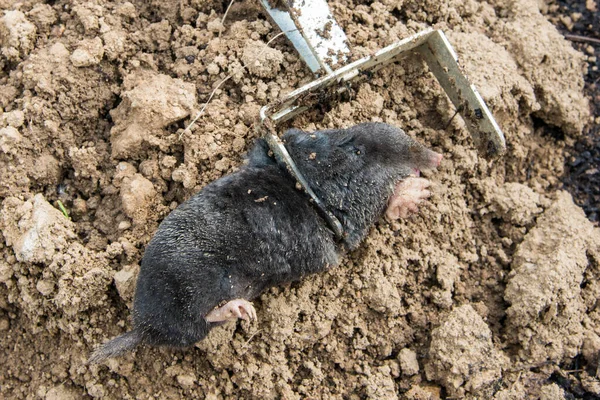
[113,265,139,302]
[582,332,600,365]
[117,220,131,230]
[241,40,284,78]
[206,19,223,33]
[4,110,25,127]
[539,383,566,400]
[0,261,12,282]
[36,279,54,296]
[86,383,105,398]
[585,45,595,56]
[102,30,127,61]
[120,174,156,225]
[172,165,197,189]
[232,137,245,152]
[44,119,60,133]
[0,11,37,61]
[71,198,88,218]
[207,63,220,75]
[73,5,99,33]
[398,348,420,376]
[176,374,196,389]
[0,126,22,154]
[214,157,230,172]
[70,37,104,67]
[116,2,137,18]
[45,384,76,400]
[6,194,75,263]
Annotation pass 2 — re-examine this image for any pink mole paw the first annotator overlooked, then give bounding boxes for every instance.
[385,177,432,220]
[205,299,257,323]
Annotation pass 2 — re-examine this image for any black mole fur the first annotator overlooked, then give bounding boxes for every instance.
[88,122,438,363]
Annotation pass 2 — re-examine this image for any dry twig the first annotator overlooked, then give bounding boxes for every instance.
[218,0,236,38]
[564,33,600,46]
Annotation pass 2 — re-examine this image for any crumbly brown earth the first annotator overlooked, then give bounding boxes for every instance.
[1,0,599,399]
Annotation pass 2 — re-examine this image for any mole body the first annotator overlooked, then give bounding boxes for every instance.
[89,122,442,363]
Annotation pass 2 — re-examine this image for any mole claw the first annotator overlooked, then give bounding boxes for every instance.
[233,307,243,320]
[206,299,257,323]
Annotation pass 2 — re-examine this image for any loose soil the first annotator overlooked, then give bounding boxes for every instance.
[1,0,599,399]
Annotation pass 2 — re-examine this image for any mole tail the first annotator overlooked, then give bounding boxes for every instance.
[87,330,142,364]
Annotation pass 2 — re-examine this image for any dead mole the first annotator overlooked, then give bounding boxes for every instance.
[88,122,442,363]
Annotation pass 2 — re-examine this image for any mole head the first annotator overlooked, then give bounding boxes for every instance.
[281,122,441,181]
[348,122,442,175]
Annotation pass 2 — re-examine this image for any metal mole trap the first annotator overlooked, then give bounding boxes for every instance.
[257,0,506,161]
[256,0,507,238]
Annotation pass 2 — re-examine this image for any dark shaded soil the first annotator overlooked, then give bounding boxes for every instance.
[552,0,600,224]
[546,1,600,398]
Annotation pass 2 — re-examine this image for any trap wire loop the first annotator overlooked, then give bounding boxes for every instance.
[258,119,346,240]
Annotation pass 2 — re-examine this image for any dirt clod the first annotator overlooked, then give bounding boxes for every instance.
[425,304,506,396]
[398,348,420,376]
[505,191,600,364]
[1,0,600,399]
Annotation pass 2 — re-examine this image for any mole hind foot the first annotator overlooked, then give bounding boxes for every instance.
[386,177,431,220]
[205,299,257,323]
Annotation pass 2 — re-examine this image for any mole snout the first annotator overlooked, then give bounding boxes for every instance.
[418,148,443,170]
[413,152,442,177]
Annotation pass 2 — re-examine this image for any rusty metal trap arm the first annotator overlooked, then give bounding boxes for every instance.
[258,29,506,159]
